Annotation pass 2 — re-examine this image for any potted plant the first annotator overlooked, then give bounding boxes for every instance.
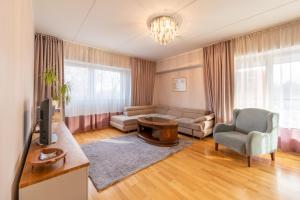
[43,69,71,109]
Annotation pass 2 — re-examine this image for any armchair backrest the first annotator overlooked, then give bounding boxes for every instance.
[234,108,272,133]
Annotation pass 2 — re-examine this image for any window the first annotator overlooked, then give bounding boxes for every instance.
[64,61,131,117]
[235,45,300,129]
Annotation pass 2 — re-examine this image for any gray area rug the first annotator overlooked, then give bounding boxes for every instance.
[81,133,192,191]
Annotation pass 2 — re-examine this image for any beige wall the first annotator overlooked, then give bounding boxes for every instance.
[156,48,203,73]
[0,0,34,199]
[153,48,206,109]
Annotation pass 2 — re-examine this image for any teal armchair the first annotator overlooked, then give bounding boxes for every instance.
[213,108,279,167]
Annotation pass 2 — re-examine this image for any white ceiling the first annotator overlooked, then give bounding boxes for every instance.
[33,0,300,60]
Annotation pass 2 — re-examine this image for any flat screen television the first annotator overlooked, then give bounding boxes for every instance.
[38,98,57,145]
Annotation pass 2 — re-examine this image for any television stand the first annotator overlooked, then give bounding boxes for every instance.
[19,122,89,200]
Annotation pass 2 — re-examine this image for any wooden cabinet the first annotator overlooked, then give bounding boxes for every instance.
[19,122,89,200]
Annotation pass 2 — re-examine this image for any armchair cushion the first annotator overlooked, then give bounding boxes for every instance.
[214,131,248,154]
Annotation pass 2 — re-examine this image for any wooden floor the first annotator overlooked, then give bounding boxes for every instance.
[74,128,300,200]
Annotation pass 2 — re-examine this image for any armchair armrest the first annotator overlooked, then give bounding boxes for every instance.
[247,131,268,143]
[213,109,239,134]
[246,131,277,156]
[192,113,215,123]
[213,123,235,133]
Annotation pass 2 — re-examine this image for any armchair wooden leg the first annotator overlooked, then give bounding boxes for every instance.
[270,152,275,161]
[215,143,218,151]
[247,156,251,167]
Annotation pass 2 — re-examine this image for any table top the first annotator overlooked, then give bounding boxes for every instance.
[19,122,89,188]
[137,117,178,127]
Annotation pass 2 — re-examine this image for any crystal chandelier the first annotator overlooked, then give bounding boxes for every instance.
[149,16,178,45]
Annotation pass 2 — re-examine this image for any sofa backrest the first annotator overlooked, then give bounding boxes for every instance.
[235,108,270,133]
[181,108,210,119]
[123,105,211,119]
[166,106,182,117]
[124,105,155,116]
[154,105,169,114]
[156,105,210,118]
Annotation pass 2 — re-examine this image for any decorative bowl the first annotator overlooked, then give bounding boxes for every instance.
[30,147,66,169]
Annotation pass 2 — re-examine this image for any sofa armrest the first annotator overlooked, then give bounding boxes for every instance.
[213,123,235,133]
[192,113,215,123]
[200,119,214,131]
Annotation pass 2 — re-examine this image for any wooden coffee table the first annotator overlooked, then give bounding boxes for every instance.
[137,117,179,147]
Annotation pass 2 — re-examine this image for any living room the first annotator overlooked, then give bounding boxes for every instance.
[1,0,300,200]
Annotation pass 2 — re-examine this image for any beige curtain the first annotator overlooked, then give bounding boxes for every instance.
[131,58,156,106]
[234,19,300,56]
[63,41,130,68]
[203,40,234,123]
[34,33,64,109]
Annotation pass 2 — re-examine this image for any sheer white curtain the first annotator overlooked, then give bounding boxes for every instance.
[64,60,131,117]
[235,45,300,129]
[234,20,300,152]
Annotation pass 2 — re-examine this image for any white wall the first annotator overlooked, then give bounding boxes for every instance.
[153,48,206,109]
[0,0,34,199]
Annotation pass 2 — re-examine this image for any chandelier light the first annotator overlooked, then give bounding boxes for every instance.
[149,16,179,45]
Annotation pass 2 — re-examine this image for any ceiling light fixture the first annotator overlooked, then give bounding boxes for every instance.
[149,15,179,45]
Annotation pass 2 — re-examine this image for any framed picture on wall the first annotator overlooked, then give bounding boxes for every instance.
[173,77,187,92]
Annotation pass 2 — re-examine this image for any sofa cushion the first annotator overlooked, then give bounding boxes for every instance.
[167,109,182,117]
[141,113,179,120]
[154,105,169,114]
[176,118,195,129]
[235,108,269,133]
[180,108,210,115]
[111,115,136,125]
[146,113,165,118]
[176,118,205,131]
[214,131,248,154]
[178,126,193,135]
[110,121,137,132]
[182,112,204,119]
[111,114,146,125]
[190,123,203,131]
[158,114,179,120]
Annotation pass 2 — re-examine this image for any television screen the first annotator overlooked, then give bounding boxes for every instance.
[39,98,53,145]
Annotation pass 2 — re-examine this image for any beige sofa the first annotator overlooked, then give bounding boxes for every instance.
[110,105,215,138]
